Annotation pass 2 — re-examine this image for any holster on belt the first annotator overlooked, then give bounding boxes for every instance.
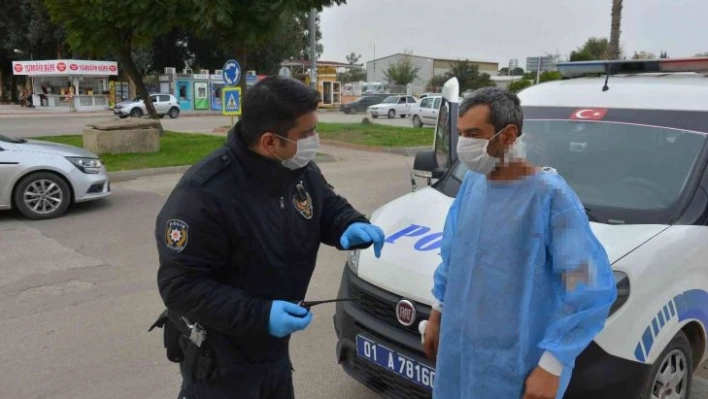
[149,309,217,383]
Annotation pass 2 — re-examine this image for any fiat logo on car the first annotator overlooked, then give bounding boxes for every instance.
[395,299,416,327]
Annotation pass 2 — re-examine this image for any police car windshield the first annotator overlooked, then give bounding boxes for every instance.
[451,120,706,220]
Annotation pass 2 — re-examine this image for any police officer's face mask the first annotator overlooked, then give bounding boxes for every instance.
[273,133,320,170]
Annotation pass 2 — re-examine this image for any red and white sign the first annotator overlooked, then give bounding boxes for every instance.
[570,108,608,120]
[11,59,118,76]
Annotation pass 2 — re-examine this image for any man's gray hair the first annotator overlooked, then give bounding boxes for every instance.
[459,87,524,136]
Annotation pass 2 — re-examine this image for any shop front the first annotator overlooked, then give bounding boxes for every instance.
[11,59,118,112]
[280,60,346,109]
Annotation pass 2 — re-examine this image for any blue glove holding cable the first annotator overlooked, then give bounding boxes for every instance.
[268,300,313,338]
[340,222,385,258]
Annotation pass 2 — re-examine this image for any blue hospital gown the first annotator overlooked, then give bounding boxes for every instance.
[431,169,617,399]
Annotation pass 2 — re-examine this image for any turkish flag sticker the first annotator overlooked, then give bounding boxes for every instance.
[70,64,78,71]
[570,108,608,120]
[14,64,23,73]
[57,62,66,72]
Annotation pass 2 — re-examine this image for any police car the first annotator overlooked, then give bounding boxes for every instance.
[333,58,708,399]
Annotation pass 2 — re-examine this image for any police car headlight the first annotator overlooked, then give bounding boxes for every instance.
[609,270,630,316]
[66,157,103,174]
[347,249,360,275]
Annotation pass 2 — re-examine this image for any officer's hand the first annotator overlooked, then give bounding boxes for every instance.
[340,222,385,258]
[268,300,313,338]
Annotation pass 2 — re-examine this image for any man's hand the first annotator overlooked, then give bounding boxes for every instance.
[523,366,560,399]
[340,222,385,258]
[422,310,441,362]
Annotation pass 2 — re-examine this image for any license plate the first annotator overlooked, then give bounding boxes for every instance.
[356,335,435,390]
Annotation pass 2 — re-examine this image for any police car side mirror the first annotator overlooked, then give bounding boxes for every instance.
[414,150,442,179]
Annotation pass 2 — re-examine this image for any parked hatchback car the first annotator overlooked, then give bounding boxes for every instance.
[334,58,708,399]
[340,96,385,114]
[367,95,418,119]
[0,134,110,220]
[114,93,180,119]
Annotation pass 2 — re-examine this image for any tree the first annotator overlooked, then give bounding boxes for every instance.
[608,0,623,60]
[507,79,533,93]
[632,51,656,60]
[339,52,365,84]
[383,51,420,85]
[695,52,708,57]
[570,37,611,61]
[539,71,562,83]
[45,0,180,126]
[499,67,525,76]
[187,1,346,96]
[0,0,68,101]
[447,60,494,92]
[660,51,669,59]
[427,74,449,91]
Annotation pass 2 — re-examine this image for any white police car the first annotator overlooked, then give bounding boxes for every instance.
[333,58,708,399]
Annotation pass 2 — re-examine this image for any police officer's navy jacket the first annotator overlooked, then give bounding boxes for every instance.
[155,123,370,376]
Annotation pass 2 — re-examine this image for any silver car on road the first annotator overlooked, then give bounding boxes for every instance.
[0,134,110,220]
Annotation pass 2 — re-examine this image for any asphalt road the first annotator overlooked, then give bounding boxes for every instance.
[0,110,415,139]
[0,144,422,399]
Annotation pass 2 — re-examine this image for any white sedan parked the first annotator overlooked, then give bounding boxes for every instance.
[367,95,418,119]
[0,134,110,220]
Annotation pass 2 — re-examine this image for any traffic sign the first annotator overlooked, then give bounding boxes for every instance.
[222,59,241,86]
[222,87,242,116]
[279,67,291,78]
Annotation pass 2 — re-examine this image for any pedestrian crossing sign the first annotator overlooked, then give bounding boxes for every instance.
[222,87,242,116]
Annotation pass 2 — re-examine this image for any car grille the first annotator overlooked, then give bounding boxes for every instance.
[349,283,423,339]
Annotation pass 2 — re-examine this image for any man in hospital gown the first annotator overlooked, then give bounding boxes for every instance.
[423,87,617,399]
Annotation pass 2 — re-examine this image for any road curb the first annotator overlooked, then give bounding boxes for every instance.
[107,153,337,182]
[319,139,430,156]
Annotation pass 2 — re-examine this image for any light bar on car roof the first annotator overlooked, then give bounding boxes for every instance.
[557,57,708,78]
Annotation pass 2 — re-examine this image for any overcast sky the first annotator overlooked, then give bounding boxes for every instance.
[319,0,708,70]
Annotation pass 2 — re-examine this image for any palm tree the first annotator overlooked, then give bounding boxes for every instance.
[608,0,623,60]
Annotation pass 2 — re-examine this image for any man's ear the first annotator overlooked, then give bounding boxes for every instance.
[502,125,519,145]
[259,132,277,152]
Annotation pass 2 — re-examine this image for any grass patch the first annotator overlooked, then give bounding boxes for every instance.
[33,122,433,171]
[317,122,433,147]
[34,132,227,172]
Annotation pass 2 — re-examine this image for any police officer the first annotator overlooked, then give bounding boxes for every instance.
[155,76,386,398]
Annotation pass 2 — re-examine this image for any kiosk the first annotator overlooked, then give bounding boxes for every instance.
[12,59,117,112]
[279,60,351,109]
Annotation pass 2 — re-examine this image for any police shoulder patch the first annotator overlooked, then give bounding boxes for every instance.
[165,219,189,252]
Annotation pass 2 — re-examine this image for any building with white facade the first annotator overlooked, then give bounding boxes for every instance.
[366,53,499,94]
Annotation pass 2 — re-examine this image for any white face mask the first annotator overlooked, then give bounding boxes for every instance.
[275,133,320,170]
[456,130,503,174]
[456,129,525,175]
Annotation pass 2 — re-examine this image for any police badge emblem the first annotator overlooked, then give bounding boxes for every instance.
[292,183,313,220]
[165,219,189,252]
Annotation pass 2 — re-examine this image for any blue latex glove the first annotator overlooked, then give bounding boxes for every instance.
[268,300,313,338]
[340,222,385,258]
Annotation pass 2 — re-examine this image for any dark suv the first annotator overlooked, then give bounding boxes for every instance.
[340,95,385,114]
